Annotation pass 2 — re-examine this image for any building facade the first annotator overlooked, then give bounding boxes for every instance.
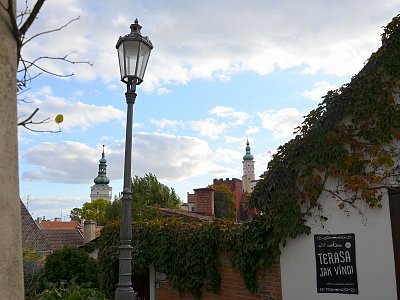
[242,140,256,193]
[90,146,112,202]
[187,140,258,222]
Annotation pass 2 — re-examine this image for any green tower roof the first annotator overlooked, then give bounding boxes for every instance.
[243,140,254,161]
[94,145,110,185]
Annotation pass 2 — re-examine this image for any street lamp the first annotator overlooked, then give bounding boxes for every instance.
[115,19,153,300]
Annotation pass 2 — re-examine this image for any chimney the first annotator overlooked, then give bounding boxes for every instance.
[193,187,214,216]
[84,220,96,243]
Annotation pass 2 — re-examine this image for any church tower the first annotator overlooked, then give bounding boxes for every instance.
[242,140,256,193]
[90,145,112,202]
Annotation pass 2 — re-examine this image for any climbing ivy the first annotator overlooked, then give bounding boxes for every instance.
[97,219,235,299]
[250,9,400,280]
[96,216,279,299]
[94,14,400,299]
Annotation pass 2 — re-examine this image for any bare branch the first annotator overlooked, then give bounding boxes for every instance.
[19,0,45,36]
[23,16,81,46]
[18,108,61,133]
[17,95,33,104]
[1,0,91,133]
[19,53,93,69]
[17,108,40,126]
[16,1,30,26]
[16,53,93,85]
[19,123,61,133]
[20,59,75,78]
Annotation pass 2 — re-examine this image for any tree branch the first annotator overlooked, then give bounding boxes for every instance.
[17,108,40,126]
[18,108,61,133]
[19,59,75,78]
[19,0,45,36]
[0,0,91,132]
[19,53,93,69]
[23,16,80,46]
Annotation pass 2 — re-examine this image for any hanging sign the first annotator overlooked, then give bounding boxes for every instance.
[314,233,358,294]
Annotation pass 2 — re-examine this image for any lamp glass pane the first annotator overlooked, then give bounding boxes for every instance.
[124,40,140,77]
[117,45,126,80]
[137,43,152,81]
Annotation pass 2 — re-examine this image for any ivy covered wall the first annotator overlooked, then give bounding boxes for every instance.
[93,13,400,300]
[250,13,400,300]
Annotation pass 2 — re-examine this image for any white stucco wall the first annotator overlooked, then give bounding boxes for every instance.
[0,0,24,298]
[280,184,397,300]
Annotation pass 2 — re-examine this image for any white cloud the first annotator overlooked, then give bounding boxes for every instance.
[21,141,124,185]
[18,130,33,145]
[23,195,88,221]
[132,132,218,180]
[156,87,172,95]
[73,90,84,97]
[209,106,248,126]
[18,1,398,91]
[224,136,243,144]
[302,81,339,101]
[18,88,124,132]
[209,106,244,118]
[20,133,233,184]
[190,118,228,139]
[21,142,99,184]
[245,125,260,135]
[213,148,243,164]
[254,149,277,177]
[107,84,119,92]
[133,123,145,129]
[150,118,185,129]
[258,108,304,139]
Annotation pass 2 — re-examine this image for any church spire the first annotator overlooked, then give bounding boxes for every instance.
[93,145,110,185]
[242,139,255,193]
[243,139,254,161]
[91,145,112,202]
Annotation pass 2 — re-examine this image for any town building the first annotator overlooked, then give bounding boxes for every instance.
[90,145,112,202]
[242,139,257,193]
[186,140,258,222]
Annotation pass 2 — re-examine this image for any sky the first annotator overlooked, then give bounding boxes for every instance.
[17,0,400,221]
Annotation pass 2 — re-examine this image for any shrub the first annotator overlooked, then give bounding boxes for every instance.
[24,260,43,297]
[34,281,107,300]
[23,242,46,298]
[42,246,100,287]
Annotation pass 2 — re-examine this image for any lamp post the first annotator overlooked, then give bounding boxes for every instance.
[115,19,153,300]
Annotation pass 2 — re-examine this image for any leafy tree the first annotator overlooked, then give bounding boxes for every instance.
[212,184,236,220]
[72,175,181,224]
[132,173,181,209]
[104,197,121,222]
[42,246,100,288]
[69,199,108,225]
[81,199,108,225]
[69,207,82,223]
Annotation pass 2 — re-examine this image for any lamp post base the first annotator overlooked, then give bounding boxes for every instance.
[115,287,140,300]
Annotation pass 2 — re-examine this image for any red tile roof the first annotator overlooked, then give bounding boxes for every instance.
[159,208,215,222]
[44,229,84,250]
[39,221,82,230]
